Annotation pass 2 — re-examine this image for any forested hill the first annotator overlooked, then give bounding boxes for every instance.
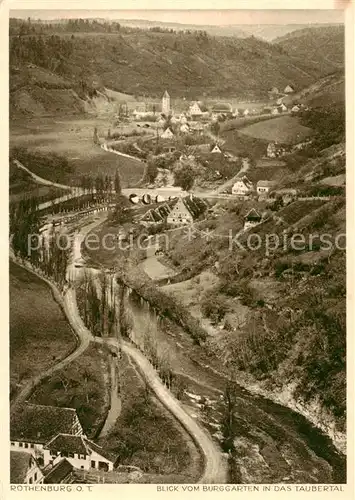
[274,25,344,73]
[10,18,343,104]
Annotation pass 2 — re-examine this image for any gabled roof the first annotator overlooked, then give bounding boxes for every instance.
[234,176,253,189]
[46,434,89,455]
[245,208,262,221]
[212,102,232,112]
[10,403,81,444]
[210,144,222,153]
[85,439,118,464]
[44,459,74,484]
[257,180,275,188]
[10,451,38,484]
[169,197,207,220]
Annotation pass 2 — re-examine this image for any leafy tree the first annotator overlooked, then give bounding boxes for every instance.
[114,170,122,194]
[146,160,158,183]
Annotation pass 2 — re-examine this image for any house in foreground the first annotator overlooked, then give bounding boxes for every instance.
[10,451,44,484]
[231,176,254,196]
[10,403,84,465]
[244,208,262,230]
[43,458,74,484]
[10,403,117,476]
[44,433,116,472]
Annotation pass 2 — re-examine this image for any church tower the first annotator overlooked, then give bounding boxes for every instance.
[162,90,170,115]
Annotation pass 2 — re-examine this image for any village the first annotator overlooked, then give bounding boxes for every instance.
[8,13,346,488]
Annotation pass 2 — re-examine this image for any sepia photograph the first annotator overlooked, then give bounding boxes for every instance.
[7,6,348,488]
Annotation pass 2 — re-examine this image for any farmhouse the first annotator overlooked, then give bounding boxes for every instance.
[257,180,275,195]
[180,123,190,134]
[43,433,117,472]
[244,208,262,230]
[211,102,233,116]
[161,127,174,139]
[11,451,44,484]
[188,102,203,118]
[139,203,172,226]
[231,176,254,196]
[284,85,295,93]
[10,403,84,465]
[44,458,74,484]
[279,103,288,112]
[291,105,301,113]
[271,107,279,115]
[210,144,222,154]
[167,196,207,225]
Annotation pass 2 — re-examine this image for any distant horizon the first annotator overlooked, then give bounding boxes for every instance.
[9,9,345,26]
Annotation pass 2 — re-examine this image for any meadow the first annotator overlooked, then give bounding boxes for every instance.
[238,116,313,144]
[10,262,77,400]
[10,117,145,187]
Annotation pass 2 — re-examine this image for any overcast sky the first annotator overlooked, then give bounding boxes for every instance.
[10,9,344,25]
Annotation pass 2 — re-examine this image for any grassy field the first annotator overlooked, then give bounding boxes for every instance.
[98,352,202,479]
[29,343,110,438]
[10,262,77,400]
[10,117,145,187]
[238,116,313,144]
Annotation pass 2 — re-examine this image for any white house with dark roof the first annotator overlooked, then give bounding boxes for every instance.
[167,196,207,226]
[180,123,190,134]
[167,198,194,225]
[10,451,44,484]
[10,403,84,465]
[188,102,203,118]
[257,180,275,195]
[161,127,174,139]
[244,209,262,230]
[284,85,295,93]
[43,433,117,472]
[210,144,222,154]
[231,176,254,196]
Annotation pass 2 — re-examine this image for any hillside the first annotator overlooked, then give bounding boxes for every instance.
[283,72,345,108]
[9,20,345,118]
[274,25,344,75]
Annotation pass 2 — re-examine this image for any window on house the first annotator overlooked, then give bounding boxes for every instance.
[30,444,34,448]
[29,478,33,484]
[79,454,86,459]
[91,461,96,468]
[19,442,23,448]
[11,442,15,446]
[34,473,37,481]
[25,443,29,449]
[68,453,74,458]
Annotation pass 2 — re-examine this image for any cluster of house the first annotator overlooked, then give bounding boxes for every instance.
[266,141,289,158]
[231,176,275,198]
[131,87,303,130]
[139,195,207,226]
[10,403,118,484]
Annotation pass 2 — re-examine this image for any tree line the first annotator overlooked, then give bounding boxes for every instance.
[10,197,69,287]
